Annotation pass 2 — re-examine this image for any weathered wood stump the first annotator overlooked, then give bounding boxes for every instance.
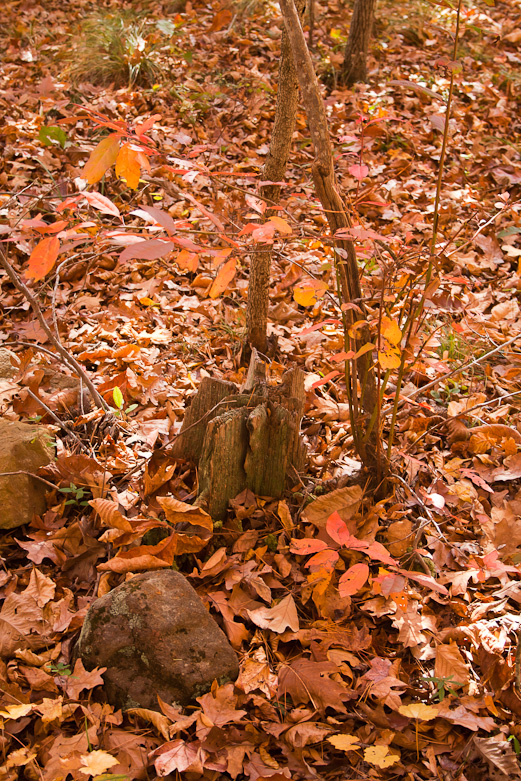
[171,351,306,519]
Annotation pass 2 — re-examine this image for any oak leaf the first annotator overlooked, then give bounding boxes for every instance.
[247,594,299,633]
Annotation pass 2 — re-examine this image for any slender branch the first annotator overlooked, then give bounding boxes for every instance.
[0,248,109,412]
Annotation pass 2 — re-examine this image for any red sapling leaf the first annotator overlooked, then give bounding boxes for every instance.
[26,236,60,281]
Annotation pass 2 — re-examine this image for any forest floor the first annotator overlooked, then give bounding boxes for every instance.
[1,0,521,778]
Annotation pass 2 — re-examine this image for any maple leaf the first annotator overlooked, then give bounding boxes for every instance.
[26,236,60,281]
[197,683,247,727]
[79,749,118,776]
[150,739,205,775]
[64,659,106,700]
[247,594,299,633]
[398,702,438,720]
[364,745,400,768]
[327,734,361,752]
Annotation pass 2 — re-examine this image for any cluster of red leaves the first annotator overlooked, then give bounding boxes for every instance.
[1,0,521,779]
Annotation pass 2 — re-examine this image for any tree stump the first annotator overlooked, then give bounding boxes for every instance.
[171,351,306,519]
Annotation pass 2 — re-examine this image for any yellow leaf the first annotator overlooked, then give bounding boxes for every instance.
[0,703,34,720]
[327,734,361,752]
[293,279,328,307]
[79,750,119,776]
[398,702,438,720]
[112,386,124,409]
[381,316,402,345]
[83,134,120,185]
[268,215,292,234]
[354,342,375,359]
[209,257,236,298]
[115,143,141,189]
[364,745,400,768]
[378,347,401,369]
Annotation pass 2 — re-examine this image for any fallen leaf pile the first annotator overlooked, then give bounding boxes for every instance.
[1,0,521,779]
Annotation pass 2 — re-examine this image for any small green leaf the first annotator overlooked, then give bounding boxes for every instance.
[498,226,521,238]
[112,387,124,409]
[39,125,67,149]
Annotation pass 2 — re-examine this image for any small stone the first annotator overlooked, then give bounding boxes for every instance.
[0,348,20,380]
[0,420,54,529]
[76,570,239,711]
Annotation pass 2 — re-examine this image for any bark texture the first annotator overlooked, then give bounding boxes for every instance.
[245,0,306,353]
[341,0,377,87]
[172,352,306,519]
[278,0,383,481]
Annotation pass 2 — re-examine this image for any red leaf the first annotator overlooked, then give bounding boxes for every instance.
[348,164,369,180]
[26,236,60,281]
[209,257,236,299]
[82,191,120,218]
[298,319,342,336]
[290,538,329,555]
[365,541,397,566]
[305,549,339,572]
[119,239,174,263]
[139,205,178,235]
[326,512,351,545]
[338,563,369,597]
[311,371,341,388]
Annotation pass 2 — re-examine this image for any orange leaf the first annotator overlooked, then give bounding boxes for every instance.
[293,279,328,307]
[89,498,132,533]
[338,562,369,597]
[82,134,120,184]
[268,215,292,234]
[115,143,141,189]
[176,249,199,272]
[26,236,60,281]
[209,257,236,298]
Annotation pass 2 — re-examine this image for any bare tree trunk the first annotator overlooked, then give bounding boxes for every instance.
[341,0,376,87]
[245,0,306,354]
[278,0,384,482]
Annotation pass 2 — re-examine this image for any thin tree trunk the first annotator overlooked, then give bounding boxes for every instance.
[341,0,376,87]
[245,0,306,354]
[278,0,383,481]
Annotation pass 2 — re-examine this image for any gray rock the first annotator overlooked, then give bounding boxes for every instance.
[0,349,20,380]
[0,421,54,529]
[76,570,239,711]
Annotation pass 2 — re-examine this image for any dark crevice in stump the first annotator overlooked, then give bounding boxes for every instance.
[170,350,306,519]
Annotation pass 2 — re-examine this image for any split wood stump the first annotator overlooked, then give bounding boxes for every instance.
[171,351,306,520]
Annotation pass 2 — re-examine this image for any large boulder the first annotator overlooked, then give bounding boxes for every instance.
[0,420,54,530]
[76,570,239,711]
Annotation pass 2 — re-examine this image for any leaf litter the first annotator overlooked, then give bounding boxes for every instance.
[1,0,521,779]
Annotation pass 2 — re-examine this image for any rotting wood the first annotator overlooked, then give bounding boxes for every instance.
[172,351,306,520]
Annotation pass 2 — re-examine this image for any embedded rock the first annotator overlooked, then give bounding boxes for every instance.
[76,569,239,711]
[0,349,19,380]
[0,420,54,529]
